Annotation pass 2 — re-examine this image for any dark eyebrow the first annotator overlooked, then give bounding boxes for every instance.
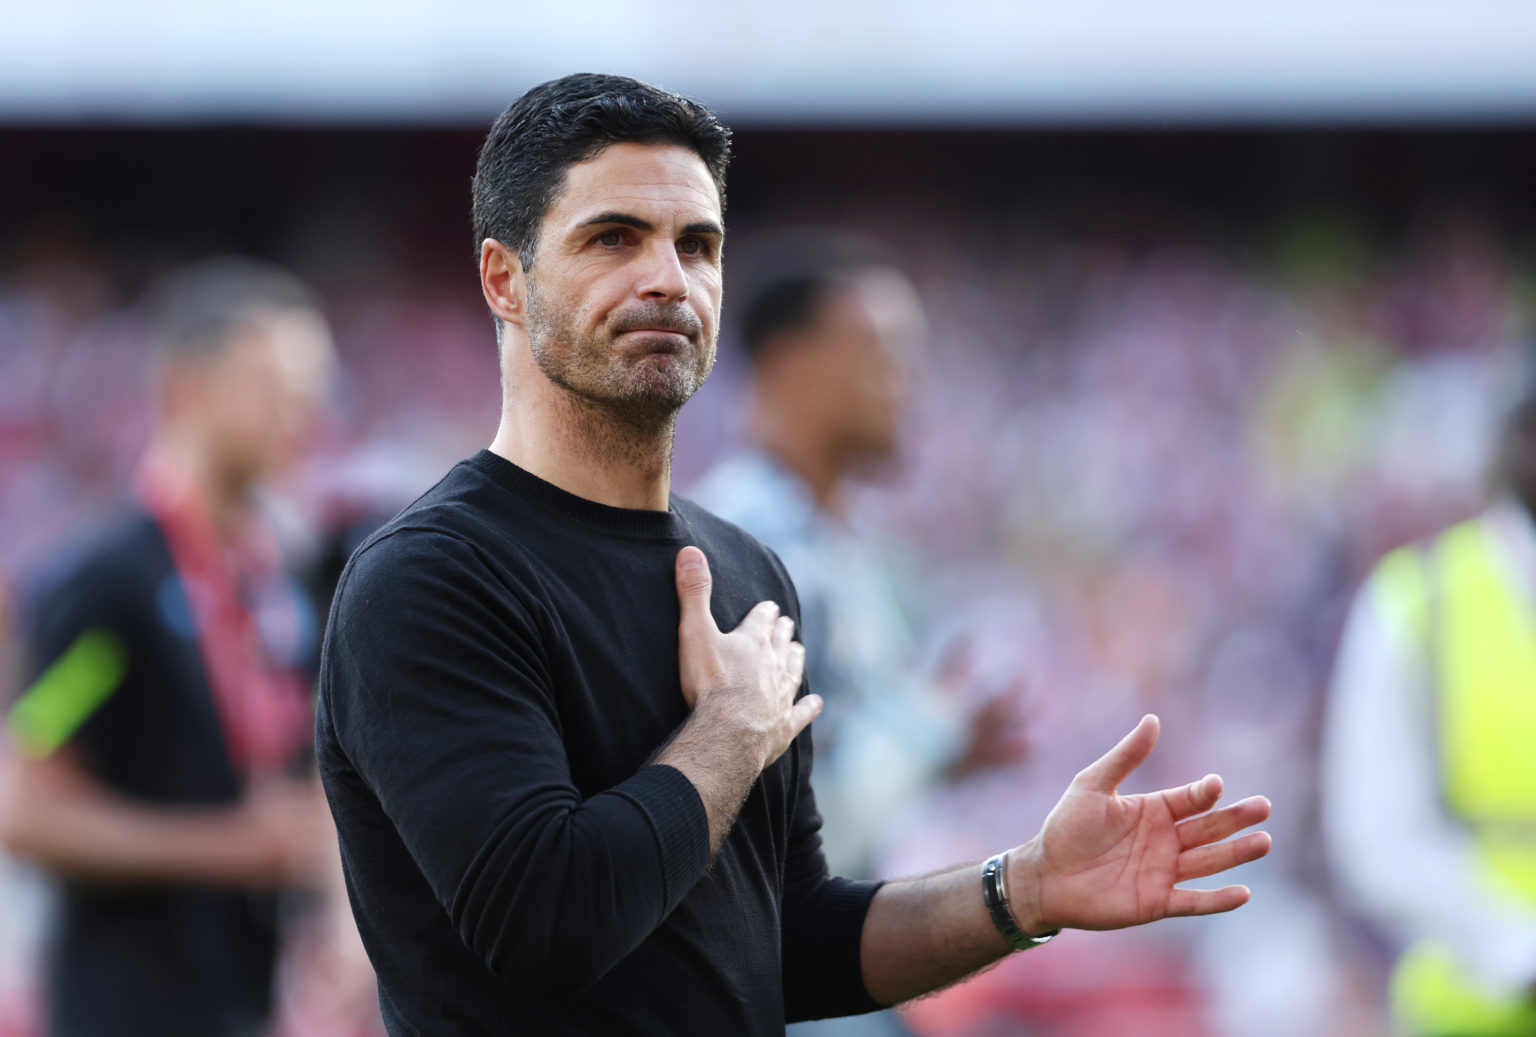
[580,212,653,232]
[578,212,724,240]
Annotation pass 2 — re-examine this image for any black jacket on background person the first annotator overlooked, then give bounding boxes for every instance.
[15,511,283,1037]
[316,450,881,1035]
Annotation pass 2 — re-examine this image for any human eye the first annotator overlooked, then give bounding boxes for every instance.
[678,236,712,258]
[595,229,625,247]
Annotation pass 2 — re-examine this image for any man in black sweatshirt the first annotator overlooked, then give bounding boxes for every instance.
[315,73,1274,1036]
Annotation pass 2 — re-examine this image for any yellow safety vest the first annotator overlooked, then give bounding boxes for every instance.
[1372,516,1536,1037]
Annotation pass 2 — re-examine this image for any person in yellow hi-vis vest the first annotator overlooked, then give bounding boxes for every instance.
[1324,392,1536,1037]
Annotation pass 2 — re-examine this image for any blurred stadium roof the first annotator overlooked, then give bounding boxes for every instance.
[5,0,1536,125]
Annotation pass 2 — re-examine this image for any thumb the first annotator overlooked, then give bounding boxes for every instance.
[1074,714,1159,794]
[675,547,718,636]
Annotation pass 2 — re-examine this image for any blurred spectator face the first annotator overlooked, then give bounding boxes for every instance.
[521,141,724,418]
[807,269,924,462]
[163,305,335,491]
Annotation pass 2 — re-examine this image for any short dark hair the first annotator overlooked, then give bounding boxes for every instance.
[145,256,319,357]
[472,73,732,273]
[734,229,886,361]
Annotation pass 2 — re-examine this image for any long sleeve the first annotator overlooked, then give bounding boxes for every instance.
[1321,565,1536,993]
[321,529,711,993]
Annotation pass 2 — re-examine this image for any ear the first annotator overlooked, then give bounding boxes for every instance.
[480,238,528,334]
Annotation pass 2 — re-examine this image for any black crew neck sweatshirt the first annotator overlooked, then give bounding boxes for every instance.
[316,450,882,1036]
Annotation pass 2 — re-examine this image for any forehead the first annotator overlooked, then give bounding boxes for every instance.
[852,269,925,343]
[218,306,336,388]
[821,270,925,345]
[548,141,722,226]
[823,271,915,333]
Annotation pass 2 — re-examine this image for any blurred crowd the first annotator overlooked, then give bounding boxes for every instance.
[1,194,1529,1036]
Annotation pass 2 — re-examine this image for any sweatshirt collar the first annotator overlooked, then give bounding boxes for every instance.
[468,449,689,541]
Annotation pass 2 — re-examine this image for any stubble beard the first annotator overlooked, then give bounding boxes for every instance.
[526,284,716,453]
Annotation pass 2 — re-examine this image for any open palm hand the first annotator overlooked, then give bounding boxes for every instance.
[1011,715,1272,934]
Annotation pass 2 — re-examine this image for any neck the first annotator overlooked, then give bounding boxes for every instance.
[751,403,843,515]
[146,428,246,540]
[490,387,675,511]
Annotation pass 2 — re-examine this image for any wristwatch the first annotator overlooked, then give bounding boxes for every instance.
[981,851,1059,951]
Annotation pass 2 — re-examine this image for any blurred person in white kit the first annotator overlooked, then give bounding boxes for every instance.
[1324,387,1536,1037]
[0,258,357,1037]
[693,232,1024,1036]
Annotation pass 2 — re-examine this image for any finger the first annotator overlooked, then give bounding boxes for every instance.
[1164,884,1252,918]
[737,599,781,636]
[1177,795,1273,850]
[772,614,795,649]
[1176,831,1272,882]
[675,548,719,636]
[766,692,824,767]
[784,641,806,691]
[787,692,823,737]
[1073,714,1159,794]
[1161,774,1223,822]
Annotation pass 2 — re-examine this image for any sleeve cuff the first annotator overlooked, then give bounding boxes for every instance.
[615,764,712,916]
[783,876,886,1020]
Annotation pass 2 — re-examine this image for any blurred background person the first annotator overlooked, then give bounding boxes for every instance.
[693,232,1027,1037]
[0,258,343,1037]
[692,231,1025,883]
[1324,385,1536,1037]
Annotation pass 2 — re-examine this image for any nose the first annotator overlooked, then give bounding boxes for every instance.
[634,239,688,303]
